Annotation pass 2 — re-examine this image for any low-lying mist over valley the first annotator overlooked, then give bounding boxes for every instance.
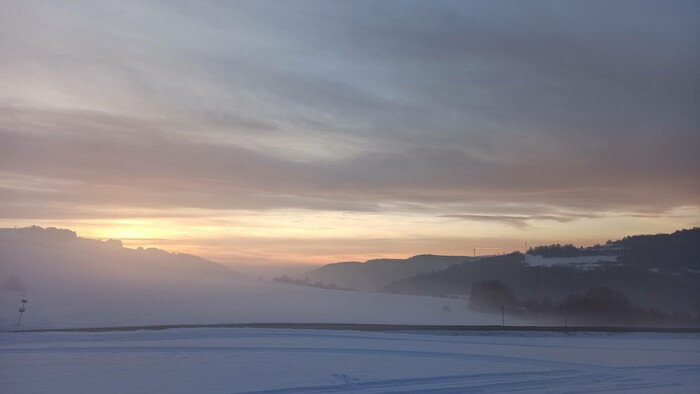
[2,226,698,330]
[0,226,514,329]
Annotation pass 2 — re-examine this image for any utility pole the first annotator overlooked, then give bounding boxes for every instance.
[563,309,568,329]
[17,299,27,325]
[502,305,505,326]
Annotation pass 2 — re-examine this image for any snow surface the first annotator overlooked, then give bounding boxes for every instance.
[524,254,617,268]
[1,328,699,393]
[1,275,518,329]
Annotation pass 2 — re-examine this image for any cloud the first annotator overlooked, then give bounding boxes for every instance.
[441,213,599,229]
[0,0,698,233]
[1,104,698,219]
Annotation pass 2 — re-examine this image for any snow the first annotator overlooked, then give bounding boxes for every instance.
[524,254,617,268]
[1,327,699,393]
[1,275,518,329]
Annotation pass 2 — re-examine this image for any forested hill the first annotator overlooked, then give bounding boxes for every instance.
[302,255,473,292]
[383,228,700,314]
[526,228,700,271]
[615,228,700,270]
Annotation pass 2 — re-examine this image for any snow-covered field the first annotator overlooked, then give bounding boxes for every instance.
[1,328,699,393]
[0,274,520,330]
[524,254,617,268]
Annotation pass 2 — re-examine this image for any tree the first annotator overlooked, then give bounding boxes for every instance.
[561,286,637,325]
[469,280,516,311]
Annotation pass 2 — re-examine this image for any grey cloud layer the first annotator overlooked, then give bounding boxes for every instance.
[1,106,697,218]
[1,0,699,221]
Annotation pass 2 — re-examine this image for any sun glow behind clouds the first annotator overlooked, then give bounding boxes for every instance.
[2,206,698,266]
[82,219,184,243]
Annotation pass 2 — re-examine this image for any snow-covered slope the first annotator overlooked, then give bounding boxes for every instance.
[524,254,617,268]
[0,227,510,329]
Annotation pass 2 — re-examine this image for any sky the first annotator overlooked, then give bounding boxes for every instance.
[1,0,699,266]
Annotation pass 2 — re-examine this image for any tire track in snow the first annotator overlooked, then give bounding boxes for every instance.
[3,344,697,372]
[232,367,688,394]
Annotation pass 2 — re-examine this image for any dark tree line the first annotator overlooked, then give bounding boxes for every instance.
[469,280,517,311]
[469,280,699,327]
[273,275,355,291]
[528,244,599,257]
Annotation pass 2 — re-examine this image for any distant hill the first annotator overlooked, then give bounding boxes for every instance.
[0,226,239,289]
[526,228,700,272]
[384,229,700,314]
[304,254,473,291]
[615,228,700,271]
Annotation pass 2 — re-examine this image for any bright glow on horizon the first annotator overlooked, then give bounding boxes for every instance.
[2,205,698,266]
